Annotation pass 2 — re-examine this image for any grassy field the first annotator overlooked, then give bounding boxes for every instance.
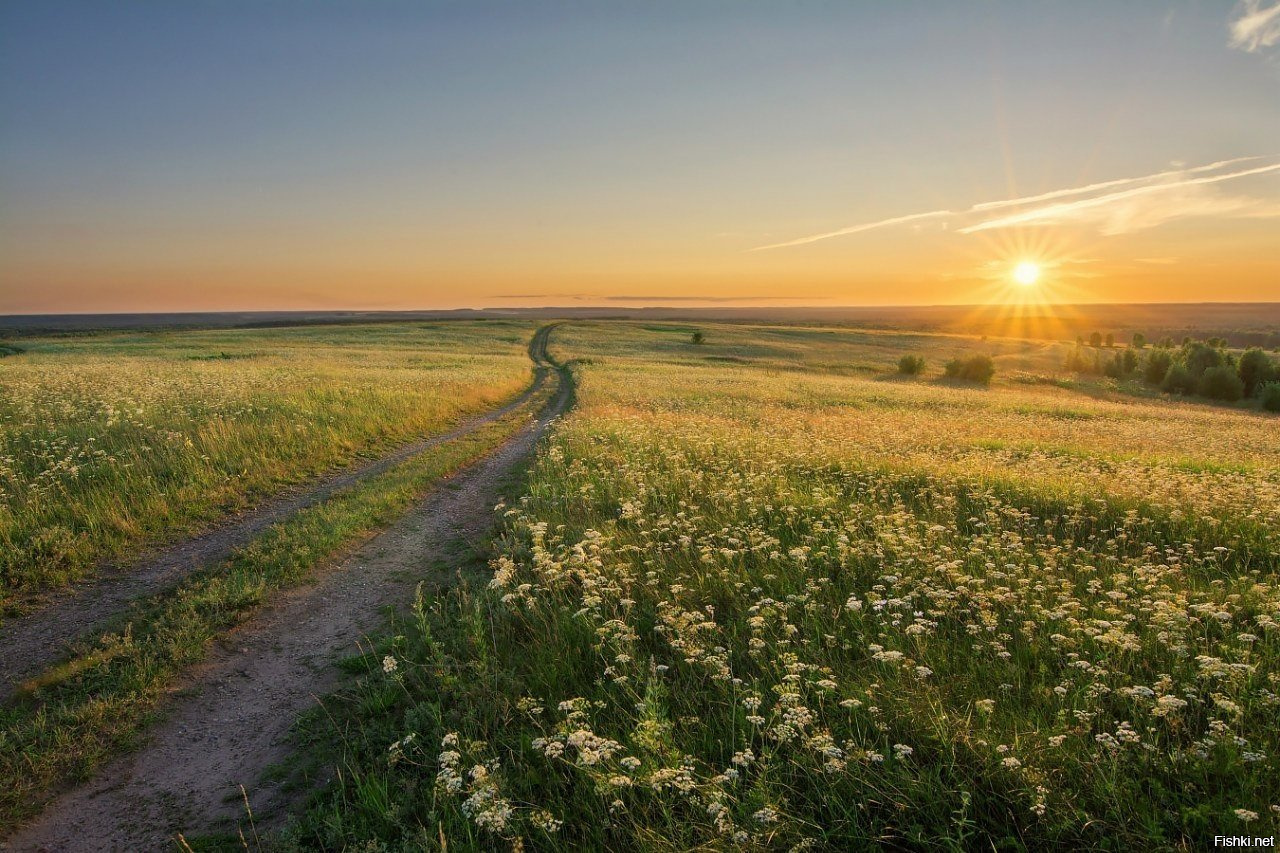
[0,321,533,612]
[295,322,1279,850]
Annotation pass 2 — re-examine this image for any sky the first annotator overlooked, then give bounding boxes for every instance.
[1,1,1278,314]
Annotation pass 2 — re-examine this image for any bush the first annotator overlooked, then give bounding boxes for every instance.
[1131,333,1146,349]
[1260,382,1280,413]
[1198,366,1244,402]
[897,354,926,375]
[1143,350,1173,385]
[1161,364,1196,395]
[1238,348,1277,397]
[944,354,995,385]
[1181,341,1223,379]
[691,331,704,345]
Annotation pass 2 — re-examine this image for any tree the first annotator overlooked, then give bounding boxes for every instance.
[1161,364,1196,395]
[1261,382,1280,413]
[897,354,925,375]
[1198,366,1244,401]
[1105,333,1115,348]
[691,331,704,345]
[1181,341,1223,379]
[1238,348,1277,397]
[1089,332,1103,348]
[1143,350,1173,385]
[1131,333,1146,350]
[1121,349,1138,374]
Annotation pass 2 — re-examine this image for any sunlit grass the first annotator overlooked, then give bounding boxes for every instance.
[0,321,534,611]
[294,321,1279,850]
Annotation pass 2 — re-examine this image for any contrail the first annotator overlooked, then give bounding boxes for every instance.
[751,155,1277,250]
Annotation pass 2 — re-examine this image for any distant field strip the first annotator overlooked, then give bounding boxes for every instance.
[0,320,535,612]
[294,322,1279,850]
[0,324,557,698]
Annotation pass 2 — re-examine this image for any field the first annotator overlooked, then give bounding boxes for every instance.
[2,318,1278,849]
[0,321,533,612]
[295,322,1280,850]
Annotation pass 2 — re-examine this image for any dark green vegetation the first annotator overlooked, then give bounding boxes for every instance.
[1066,335,1280,409]
[944,353,996,384]
[897,353,926,375]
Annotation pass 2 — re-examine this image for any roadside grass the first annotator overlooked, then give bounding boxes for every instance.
[0,321,534,612]
[283,323,1278,850]
[0,378,552,829]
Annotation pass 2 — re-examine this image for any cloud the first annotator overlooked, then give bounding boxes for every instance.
[1229,0,1280,52]
[752,156,1280,249]
[958,161,1280,234]
[751,209,954,251]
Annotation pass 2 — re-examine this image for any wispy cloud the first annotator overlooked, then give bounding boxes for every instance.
[752,156,1280,249]
[958,161,1280,234]
[1229,0,1280,52]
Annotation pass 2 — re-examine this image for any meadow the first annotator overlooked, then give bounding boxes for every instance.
[0,321,534,612]
[296,322,1280,850]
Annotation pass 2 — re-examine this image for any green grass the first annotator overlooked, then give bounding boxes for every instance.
[283,322,1279,851]
[0,321,534,612]
[0,380,551,829]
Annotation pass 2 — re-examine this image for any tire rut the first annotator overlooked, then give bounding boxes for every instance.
[0,325,556,702]
[4,340,573,852]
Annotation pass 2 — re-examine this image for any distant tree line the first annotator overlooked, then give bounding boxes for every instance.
[1067,333,1280,410]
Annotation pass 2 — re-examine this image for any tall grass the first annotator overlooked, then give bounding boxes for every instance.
[0,321,533,610]
[291,322,1278,850]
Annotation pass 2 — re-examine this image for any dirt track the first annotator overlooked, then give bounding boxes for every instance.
[4,332,571,851]
[0,325,556,703]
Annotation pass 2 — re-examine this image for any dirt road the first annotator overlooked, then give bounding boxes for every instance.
[0,325,557,702]
[4,331,571,851]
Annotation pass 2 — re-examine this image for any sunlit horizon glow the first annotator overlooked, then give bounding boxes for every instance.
[2,2,1279,314]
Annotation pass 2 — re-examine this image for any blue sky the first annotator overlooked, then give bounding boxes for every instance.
[2,1,1278,312]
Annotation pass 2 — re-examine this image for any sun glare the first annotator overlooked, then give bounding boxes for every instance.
[1013,261,1041,286]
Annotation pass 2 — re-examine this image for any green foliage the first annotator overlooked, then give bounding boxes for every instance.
[943,354,995,385]
[1197,365,1244,402]
[691,331,705,345]
[1131,333,1146,349]
[1238,348,1277,397]
[1181,341,1223,379]
[1261,381,1280,413]
[1161,364,1196,395]
[897,354,926,375]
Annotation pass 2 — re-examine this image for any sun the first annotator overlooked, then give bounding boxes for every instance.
[1013,261,1040,286]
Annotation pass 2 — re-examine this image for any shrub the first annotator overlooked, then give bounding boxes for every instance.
[1143,350,1173,385]
[897,354,926,375]
[944,354,995,385]
[691,331,704,345]
[1198,366,1244,402]
[1131,333,1146,349]
[1181,341,1223,379]
[1260,382,1280,413]
[1238,348,1277,397]
[1089,332,1103,348]
[1064,343,1095,373]
[1161,364,1196,395]
[1121,349,1139,374]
